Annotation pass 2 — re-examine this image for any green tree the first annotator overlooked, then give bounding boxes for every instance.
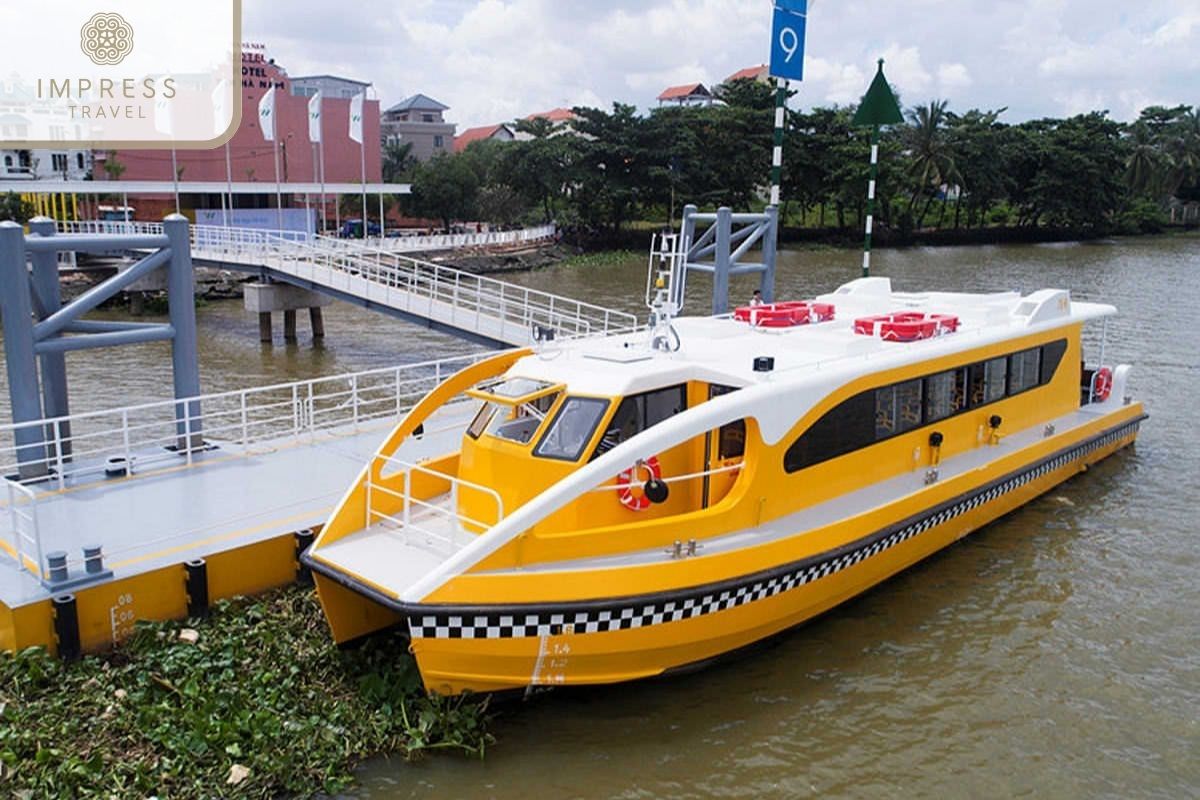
[904,100,962,228]
[382,140,417,183]
[0,192,33,223]
[945,108,1008,228]
[566,103,653,231]
[476,184,528,227]
[102,150,126,180]
[408,153,480,231]
[496,120,573,223]
[1125,121,1167,198]
[713,78,777,112]
[1021,113,1128,229]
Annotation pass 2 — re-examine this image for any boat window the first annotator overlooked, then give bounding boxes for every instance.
[592,384,687,458]
[925,368,968,423]
[970,358,1008,406]
[484,391,562,445]
[784,392,874,472]
[1008,348,1042,395]
[785,338,1072,474]
[477,377,555,401]
[467,403,498,440]
[875,379,923,438]
[1040,340,1068,385]
[534,397,610,461]
[710,385,746,459]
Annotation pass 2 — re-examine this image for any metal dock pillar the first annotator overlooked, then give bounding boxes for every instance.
[164,215,203,451]
[1,215,205,475]
[28,218,71,459]
[678,205,780,316]
[0,221,48,479]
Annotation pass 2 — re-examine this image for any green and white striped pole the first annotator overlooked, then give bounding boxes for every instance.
[851,59,904,280]
[862,125,879,278]
[770,80,788,207]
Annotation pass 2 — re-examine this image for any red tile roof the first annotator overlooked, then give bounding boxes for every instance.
[454,124,511,152]
[724,65,768,83]
[657,83,710,101]
[525,107,577,123]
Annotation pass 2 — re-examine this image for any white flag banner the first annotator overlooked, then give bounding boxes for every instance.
[259,87,276,142]
[153,94,175,137]
[308,91,323,143]
[349,91,364,144]
[212,79,231,138]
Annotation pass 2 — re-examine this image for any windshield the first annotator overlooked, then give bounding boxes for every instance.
[534,397,610,461]
[467,391,562,445]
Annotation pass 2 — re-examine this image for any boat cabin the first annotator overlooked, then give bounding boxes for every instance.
[457,371,747,536]
[447,278,1124,554]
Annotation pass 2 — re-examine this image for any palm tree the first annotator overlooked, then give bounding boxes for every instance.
[1164,110,1200,198]
[1125,122,1165,197]
[904,100,960,228]
[382,140,417,183]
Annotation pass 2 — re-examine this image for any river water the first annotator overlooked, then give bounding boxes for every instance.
[5,237,1198,797]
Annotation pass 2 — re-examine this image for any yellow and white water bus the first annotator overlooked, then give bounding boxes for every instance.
[304,263,1145,696]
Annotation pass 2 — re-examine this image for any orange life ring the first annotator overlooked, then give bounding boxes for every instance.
[1093,367,1113,402]
[617,456,662,511]
[854,312,960,341]
[733,301,836,328]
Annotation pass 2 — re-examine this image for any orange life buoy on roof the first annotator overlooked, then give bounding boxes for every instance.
[1093,367,1113,402]
[733,301,835,328]
[854,312,960,342]
[617,457,662,511]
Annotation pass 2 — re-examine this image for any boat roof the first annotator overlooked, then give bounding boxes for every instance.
[508,278,1116,398]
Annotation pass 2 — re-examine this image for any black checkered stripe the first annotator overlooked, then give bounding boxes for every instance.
[406,416,1144,640]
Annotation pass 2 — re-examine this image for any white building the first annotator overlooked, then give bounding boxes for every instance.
[0,76,93,181]
[1,148,93,181]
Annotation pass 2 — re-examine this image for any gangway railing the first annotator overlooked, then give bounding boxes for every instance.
[59,221,639,345]
[0,354,488,491]
[298,235,635,340]
[319,224,557,254]
[58,221,558,253]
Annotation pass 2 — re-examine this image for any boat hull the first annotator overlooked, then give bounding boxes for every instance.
[312,407,1144,695]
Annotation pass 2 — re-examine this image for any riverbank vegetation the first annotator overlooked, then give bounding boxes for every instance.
[388,83,1200,249]
[0,587,491,799]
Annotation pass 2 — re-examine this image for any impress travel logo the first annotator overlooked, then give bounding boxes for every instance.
[80,12,135,66]
[1,1,241,148]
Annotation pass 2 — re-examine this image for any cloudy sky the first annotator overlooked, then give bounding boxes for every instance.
[246,0,1198,129]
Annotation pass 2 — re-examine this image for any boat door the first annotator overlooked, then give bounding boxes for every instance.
[703,385,746,508]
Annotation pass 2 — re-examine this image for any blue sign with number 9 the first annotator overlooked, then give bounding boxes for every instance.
[770,1,807,81]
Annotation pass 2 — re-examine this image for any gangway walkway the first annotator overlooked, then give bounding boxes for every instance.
[0,355,486,611]
[60,221,639,347]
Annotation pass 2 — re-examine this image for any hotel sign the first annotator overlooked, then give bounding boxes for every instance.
[0,0,241,148]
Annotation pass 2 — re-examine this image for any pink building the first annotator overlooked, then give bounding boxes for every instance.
[95,49,382,222]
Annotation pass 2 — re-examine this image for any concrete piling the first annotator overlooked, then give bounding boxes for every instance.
[244,283,333,346]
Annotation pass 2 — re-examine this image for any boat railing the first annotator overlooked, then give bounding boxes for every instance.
[587,461,745,493]
[1,477,42,578]
[366,454,505,553]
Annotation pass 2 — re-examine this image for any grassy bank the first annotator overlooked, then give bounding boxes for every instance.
[558,249,639,269]
[0,587,491,799]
